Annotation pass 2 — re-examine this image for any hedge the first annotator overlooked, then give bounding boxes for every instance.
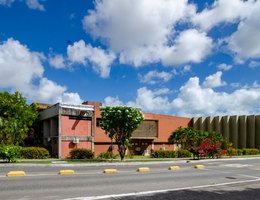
[97,151,119,159]
[20,147,50,159]
[0,145,21,162]
[70,148,94,159]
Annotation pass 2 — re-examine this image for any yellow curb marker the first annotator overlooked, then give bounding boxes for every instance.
[103,169,118,173]
[194,165,205,169]
[7,171,26,177]
[168,166,180,170]
[58,170,75,175]
[137,167,150,172]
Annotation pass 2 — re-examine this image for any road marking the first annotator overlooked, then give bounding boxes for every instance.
[222,164,253,168]
[64,178,260,200]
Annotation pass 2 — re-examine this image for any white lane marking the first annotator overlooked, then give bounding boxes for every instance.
[222,164,252,168]
[64,178,260,200]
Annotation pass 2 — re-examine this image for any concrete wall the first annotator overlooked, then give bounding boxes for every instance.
[191,115,260,149]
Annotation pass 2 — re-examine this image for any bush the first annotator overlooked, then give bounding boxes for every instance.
[151,150,176,158]
[20,147,50,159]
[97,151,118,159]
[70,148,94,159]
[227,148,243,156]
[242,148,259,155]
[0,145,21,162]
[176,149,192,158]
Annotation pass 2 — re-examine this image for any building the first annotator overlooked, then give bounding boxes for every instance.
[39,101,191,158]
[39,101,260,158]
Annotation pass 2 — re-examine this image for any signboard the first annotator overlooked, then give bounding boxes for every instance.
[132,120,158,138]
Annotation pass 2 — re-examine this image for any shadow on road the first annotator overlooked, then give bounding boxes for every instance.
[113,186,260,200]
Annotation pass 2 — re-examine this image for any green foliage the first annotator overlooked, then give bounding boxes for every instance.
[242,148,259,155]
[0,91,38,145]
[227,148,243,156]
[20,147,50,159]
[176,149,192,158]
[97,151,119,159]
[70,148,94,159]
[100,106,144,160]
[151,150,177,158]
[0,145,21,162]
[169,127,225,159]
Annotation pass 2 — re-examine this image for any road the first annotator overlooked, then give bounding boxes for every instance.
[0,158,260,200]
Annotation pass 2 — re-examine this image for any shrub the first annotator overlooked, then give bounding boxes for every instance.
[70,148,94,159]
[97,151,118,159]
[20,147,50,159]
[151,150,176,158]
[176,149,192,158]
[0,145,21,162]
[227,148,243,156]
[242,148,259,155]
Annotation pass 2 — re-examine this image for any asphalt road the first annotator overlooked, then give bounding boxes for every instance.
[1,158,260,200]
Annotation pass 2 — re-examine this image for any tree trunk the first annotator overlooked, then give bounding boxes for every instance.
[118,144,126,161]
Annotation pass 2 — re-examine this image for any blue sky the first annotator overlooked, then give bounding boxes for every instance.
[0,0,259,117]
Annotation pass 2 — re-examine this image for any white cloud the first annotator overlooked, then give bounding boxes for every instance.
[139,70,172,84]
[83,0,212,67]
[0,0,14,6]
[162,29,213,66]
[192,0,255,31]
[61,92,83,105]
[172,76,260,117]
[249,61,260,69]
[25,0,45,11]
[127,87,172,113]
[0,0,45,10]
[0,38,82,104]
[226,1,260,61]
[217,63,233,71]
[203,71,226,88]
[103,96,123,107]
[67,40,116,78]
[182,65,191,73]
[48,54,66,69]
[0,38,44,90]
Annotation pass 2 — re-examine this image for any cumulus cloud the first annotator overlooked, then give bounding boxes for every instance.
[48,54,66,69]
[67,40,116,78]
[217,63,233,71]
[192,0,255,31]
[172,76,260,117]
[139,70,173,84]
[203,71,226,88]
[162,29,213,65]
[0,38,82,104]
[127,87,172,113]
[105,72,260,116]
[103,96,123,107]
[0,0,14,6]
[228,1,260,61]
[83,0,214,67]
[0,0,45,10]
[249,61,260,69]
[25,0,45,11]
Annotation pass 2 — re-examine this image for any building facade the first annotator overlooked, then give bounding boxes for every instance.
[39,101,191,158]
[39,101,260,158]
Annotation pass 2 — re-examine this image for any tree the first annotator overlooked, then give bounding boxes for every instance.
[100,106,144,160]
[0,91,38,145]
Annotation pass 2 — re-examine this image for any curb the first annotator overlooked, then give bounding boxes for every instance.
[168,166,180,170]
[7,171,26,177]
[103,169,118,173]
[137,167,150,172]
[58,170,75,175]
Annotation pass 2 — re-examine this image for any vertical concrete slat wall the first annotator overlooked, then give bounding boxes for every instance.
[222,116,230,147]
[229,116,238,148]
[238,116,247,149]
[206,117,214,132]
[247,115,255,148]
[192,115,260,149]
[256,115,260,148]
[214,116,222,134]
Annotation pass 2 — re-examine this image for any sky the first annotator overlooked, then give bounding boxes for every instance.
[0,0,259,117]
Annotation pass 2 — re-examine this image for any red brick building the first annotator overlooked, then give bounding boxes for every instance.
[39,101,191,158]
